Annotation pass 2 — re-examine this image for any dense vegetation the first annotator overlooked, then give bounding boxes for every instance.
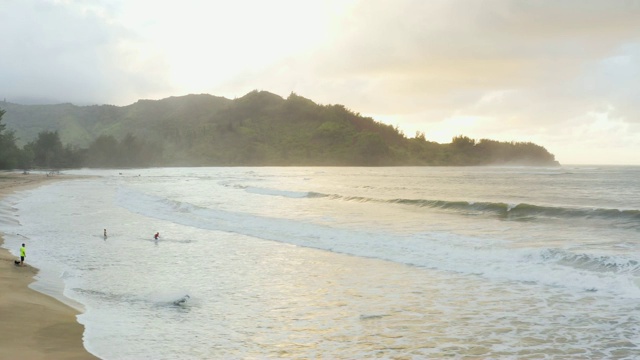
[0,91,559,169]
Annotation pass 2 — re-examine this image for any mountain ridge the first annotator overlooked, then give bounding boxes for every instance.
[0,91,559,166]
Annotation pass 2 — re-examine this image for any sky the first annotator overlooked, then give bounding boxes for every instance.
[1,0,639,165]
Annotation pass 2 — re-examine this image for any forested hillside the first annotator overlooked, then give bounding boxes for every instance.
[0,91,559,168]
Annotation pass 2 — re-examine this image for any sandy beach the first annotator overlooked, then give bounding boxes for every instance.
[0,172,98,359]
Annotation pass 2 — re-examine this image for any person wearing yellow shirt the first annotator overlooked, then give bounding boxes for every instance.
[20,243,26,266]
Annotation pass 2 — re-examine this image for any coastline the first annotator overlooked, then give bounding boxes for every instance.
[0,172,98,359]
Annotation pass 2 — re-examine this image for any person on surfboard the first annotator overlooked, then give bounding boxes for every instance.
[154,232,160,240]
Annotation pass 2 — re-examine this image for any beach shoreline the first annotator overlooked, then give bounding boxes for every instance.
[0,171,98,359]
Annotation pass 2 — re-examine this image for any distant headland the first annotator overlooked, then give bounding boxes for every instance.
[0,91,559,169]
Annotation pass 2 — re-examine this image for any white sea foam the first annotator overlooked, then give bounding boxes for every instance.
[115,185,640,299]
[244,186,309,198]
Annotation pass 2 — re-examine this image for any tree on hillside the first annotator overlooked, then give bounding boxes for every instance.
[84,133,163,168]
[119,133,163,167]
[353,132,390,165]
[85,135,120,167]
[0,109,5,134]
[0,109,22,169]
[30,131,66,169]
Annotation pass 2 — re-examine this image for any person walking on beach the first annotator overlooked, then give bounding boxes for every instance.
[20,243,26,266]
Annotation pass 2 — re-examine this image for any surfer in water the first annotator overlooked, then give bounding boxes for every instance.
[173,295,190,305]
[154,232,160,240]
[104,229,107,239]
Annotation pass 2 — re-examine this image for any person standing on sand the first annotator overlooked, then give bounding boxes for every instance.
[20,243,26,266]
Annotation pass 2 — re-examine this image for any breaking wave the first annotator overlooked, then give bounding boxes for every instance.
[304,192,640,226]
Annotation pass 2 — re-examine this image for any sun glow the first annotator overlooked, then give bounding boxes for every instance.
[110,0,353,95]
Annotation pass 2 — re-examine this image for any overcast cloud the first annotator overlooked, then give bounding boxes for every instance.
[1,0,639,164]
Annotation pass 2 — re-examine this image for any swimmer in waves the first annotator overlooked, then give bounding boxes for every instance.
[173,295,190,305]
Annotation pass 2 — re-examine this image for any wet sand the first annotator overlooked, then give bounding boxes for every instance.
[0,172,98,359]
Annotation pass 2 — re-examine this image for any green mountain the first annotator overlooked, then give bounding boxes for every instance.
[0,91,559,166]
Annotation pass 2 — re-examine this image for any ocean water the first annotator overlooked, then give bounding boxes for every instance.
[1,166,639,359]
